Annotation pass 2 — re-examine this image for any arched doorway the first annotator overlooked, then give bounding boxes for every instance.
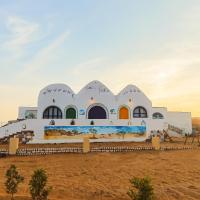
[119,106,129,119]
[66,107,76,119]
[88,105,107,119]
[43,106,62,119]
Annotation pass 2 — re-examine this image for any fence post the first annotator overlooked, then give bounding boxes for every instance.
[152,136,160,150]
[83,137,90,153]
[9,137,19,155]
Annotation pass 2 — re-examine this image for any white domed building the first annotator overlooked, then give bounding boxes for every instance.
[0,80,192,143]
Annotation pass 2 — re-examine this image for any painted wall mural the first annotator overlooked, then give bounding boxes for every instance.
[44,126,146,140]
[79,109,85,115]
[110,109,116,115]
[25,110,37,119]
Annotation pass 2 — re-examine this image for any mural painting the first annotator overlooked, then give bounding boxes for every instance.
[44,126,146,140]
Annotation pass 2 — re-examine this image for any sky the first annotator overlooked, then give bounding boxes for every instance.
[0,0,200,123]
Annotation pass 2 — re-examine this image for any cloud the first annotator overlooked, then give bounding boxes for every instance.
[71,57,106,75]
[3,16,40,57]
[6,16,39,46]
[20,30,71,77]
[0,15,71,83]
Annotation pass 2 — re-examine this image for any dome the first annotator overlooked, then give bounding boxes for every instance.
[117,84,152,105]
[117,84,141,96]
[39,83,75,97]
[77,80,114,96]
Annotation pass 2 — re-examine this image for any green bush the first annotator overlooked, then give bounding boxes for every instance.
[5,165,24,200]
[127,176,155,200]
[29,169,51,200]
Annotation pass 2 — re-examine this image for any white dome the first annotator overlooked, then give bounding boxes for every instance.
[117,84,152,106]
[37,84,75,118]
[77,80,114,96]
[39,83,75,97]
[117,84,141,96]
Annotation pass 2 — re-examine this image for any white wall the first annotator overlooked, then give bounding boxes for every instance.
[0,119,150,141]
[150,107,168,131]
[167,112,192,134]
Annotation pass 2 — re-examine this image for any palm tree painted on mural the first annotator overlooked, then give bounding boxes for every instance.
[117,130,126,139]
[89,128,97,139]
[71,129,79,136]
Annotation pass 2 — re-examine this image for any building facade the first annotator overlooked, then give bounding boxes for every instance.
[0,80,192,143]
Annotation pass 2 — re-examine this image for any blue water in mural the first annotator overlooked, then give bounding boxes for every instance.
[44,126,146,135]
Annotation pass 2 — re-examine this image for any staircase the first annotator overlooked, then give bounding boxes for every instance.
[0,131,34,144]
[165,124,186,138]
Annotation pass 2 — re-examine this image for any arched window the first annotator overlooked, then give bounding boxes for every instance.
[152,112,164,119]
[133,106,147,118]
[43,106,62,119]
[66,107,77,119]
[87,105,107,119]
[119,106,129,119]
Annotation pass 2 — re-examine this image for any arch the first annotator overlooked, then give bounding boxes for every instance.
[87,104,108,119]
[152,112,164,119]
[43,106,62,119]
[133,106,148,118]
[66,107,77,119]
[119,106,129,119]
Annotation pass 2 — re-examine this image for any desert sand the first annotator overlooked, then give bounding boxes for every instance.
[193,118,200,127]
[0,149,200,200]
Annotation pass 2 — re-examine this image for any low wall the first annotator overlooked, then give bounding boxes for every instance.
[44,125,146,141]
[13,146,199,156]
[16,147,83,156]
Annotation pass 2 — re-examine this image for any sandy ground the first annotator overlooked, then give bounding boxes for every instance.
[193,118,200,126]
[0,150,200,200]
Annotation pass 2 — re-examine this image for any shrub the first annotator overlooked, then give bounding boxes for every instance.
[127,176,155,200]
[29,169,51,200]
[5,165,24,200]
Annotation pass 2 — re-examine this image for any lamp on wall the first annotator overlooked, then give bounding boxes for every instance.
[53,99,55,103]
[128,98,133,108]
[22,124,26,129]
[141,120,146,127]
[49,120,55,125]
[89,97,95,104]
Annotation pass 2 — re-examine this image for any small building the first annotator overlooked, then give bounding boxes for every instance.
[0,80,192,143]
